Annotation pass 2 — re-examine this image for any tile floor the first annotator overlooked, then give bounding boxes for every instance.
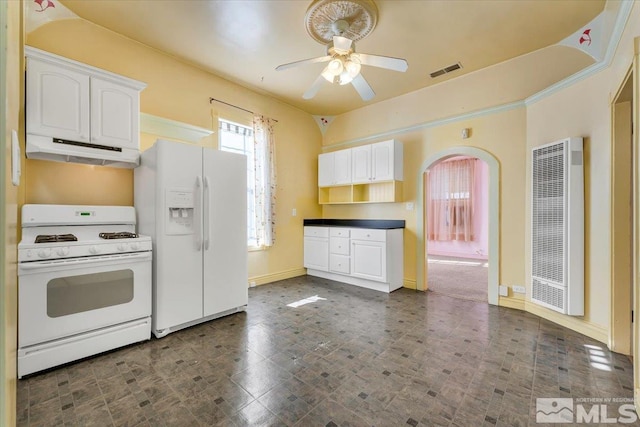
[17,275,638,426]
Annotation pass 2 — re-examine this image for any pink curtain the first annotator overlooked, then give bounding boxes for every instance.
[427,158,476,241]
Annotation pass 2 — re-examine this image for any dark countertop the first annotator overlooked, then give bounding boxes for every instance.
[303,219,405,229]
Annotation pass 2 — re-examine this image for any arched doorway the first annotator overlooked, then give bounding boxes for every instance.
[424,156,489,302]
[416,147,500,305]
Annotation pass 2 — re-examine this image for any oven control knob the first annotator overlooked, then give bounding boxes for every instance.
[117,243,128,251]
[88,245,100,255]
[37,248,51,258]
[130,242,139,251]
[56,247,69,257]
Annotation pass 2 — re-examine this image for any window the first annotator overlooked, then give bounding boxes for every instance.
[427,158,476,241]
[219,119,258,247]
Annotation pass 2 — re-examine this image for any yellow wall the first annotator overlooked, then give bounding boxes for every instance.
[320,4,640,343]
[25,19,323,283]
[2,0,22,425]
[323,107,527,294]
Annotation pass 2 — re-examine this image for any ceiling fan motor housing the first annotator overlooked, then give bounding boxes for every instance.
[304,0,378,44]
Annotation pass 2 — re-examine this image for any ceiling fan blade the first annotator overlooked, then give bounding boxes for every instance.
[276,55,332,71]
[303,74,326,99]
[351,74,375,101]
[357,53,408,72]
[333,35,353,53]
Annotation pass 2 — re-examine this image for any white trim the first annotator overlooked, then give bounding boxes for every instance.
[140,113,214,144]
[526,1,633,106]
[323,101,525,151]
[417,147,500,306]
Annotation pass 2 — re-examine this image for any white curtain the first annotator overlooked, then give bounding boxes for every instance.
[427,158,476,241]
[252,115,276,247]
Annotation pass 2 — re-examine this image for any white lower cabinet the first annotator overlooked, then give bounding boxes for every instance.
[303,227,329,271]
[351,239,386,282]
[304,226,403,293]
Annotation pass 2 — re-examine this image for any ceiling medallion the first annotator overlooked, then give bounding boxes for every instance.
[304,0,378,45]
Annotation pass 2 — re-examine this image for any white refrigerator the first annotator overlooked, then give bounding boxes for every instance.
[134,139,248,338]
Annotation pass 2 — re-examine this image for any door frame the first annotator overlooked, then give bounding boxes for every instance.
[610,66,633,355]
[416,146,500,305]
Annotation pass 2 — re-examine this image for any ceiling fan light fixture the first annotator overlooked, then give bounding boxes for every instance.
[345,56,361,77]
[321,66,338,83]
[338,71,354,85]
[327,58,344,75]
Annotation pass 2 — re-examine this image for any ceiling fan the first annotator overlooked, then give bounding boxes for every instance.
[275,16,408,102]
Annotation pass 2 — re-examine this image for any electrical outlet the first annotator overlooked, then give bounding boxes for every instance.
[405,202,414,211]
[499,285,508,297]
[249,281,256,288]
[512,285,526,294]
[292,208,297,217]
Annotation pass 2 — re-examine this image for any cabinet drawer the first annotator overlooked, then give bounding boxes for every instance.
[330,237,350,255]
[351,228,386,242]
[330,228,350,238]
[304,226,329,238]
[330,254,350,274]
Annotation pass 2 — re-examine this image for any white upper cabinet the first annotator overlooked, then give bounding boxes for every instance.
[318,152,335,187]
[25,47,146,158]
[351,145,371,184]
[26,59,91,143]
[318,149,352,187]
[351,140,403,184]
[90,78,139,149]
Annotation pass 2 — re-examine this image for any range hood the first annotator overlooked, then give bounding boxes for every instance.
[26,134,140,168]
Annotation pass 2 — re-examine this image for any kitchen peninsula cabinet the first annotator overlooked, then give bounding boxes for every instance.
[303,219,404,293]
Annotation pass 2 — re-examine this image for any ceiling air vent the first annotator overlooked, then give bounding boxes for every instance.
[430,62,462,79]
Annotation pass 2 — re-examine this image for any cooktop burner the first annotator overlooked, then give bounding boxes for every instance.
[35,234,78,243]
[99,232,139,240]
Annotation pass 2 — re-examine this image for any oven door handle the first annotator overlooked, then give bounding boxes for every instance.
[19,252,152,270]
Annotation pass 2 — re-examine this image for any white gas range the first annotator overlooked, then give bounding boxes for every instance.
[18,204,152,378]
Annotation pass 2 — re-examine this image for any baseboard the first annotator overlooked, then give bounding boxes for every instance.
[525,301,608,344]
[249,268,306,286]
[403,278,418,290]
[499,296,525,311]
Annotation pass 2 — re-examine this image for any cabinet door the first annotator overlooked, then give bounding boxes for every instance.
[90,77,139,150]
[333,149,352,185]
[26,58,90,143]
[318,152,334,187]
[371,140,394,181]
[304,237,329,271]
[351,239,387,282]
[351,145,371,184]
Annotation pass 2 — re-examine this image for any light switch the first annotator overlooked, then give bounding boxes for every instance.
[292,208,297,217]
[405,202,414,211]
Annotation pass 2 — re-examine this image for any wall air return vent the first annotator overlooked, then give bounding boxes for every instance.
[531,137,584,316]
[429,62,462,79]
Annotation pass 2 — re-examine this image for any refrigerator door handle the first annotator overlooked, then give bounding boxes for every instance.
[203,176,211,250]
[195,176,203,251]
